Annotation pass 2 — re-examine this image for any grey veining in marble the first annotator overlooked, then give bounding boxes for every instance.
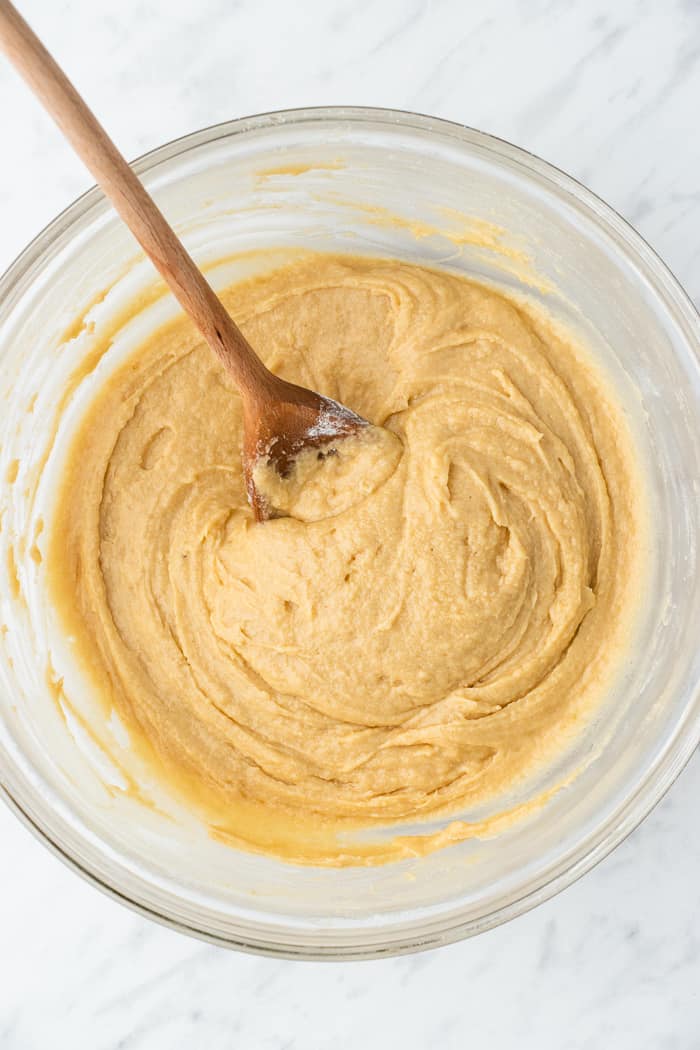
[0,1,698,1047]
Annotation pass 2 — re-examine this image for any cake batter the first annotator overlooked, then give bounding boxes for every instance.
[49,253,642,864]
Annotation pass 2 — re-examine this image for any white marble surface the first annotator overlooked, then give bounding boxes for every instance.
[1,0,699,1046]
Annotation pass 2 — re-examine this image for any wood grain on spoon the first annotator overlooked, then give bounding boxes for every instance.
[0,0,368,520]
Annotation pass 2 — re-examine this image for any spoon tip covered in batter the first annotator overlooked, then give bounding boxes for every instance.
[242,382,371,521]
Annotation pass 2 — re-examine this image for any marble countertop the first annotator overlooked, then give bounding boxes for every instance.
[1,1,698,1046]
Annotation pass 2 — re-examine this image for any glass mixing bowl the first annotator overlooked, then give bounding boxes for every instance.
[1,107,699,959]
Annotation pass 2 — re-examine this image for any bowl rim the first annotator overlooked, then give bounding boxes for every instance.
[1,104,699,960]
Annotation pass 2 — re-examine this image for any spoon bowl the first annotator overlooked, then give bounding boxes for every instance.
[242,377,369,519]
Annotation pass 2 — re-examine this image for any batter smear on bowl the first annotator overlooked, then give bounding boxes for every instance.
[48,253,643,864]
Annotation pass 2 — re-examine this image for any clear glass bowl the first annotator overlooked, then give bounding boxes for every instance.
[1,107,699,959]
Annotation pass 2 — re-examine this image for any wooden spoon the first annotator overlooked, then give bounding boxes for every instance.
[0,0,368,520]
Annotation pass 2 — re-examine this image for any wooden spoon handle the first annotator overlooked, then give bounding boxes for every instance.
[0,0,271,397]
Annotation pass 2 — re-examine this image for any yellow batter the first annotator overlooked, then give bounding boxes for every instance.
[49,253,643,864]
